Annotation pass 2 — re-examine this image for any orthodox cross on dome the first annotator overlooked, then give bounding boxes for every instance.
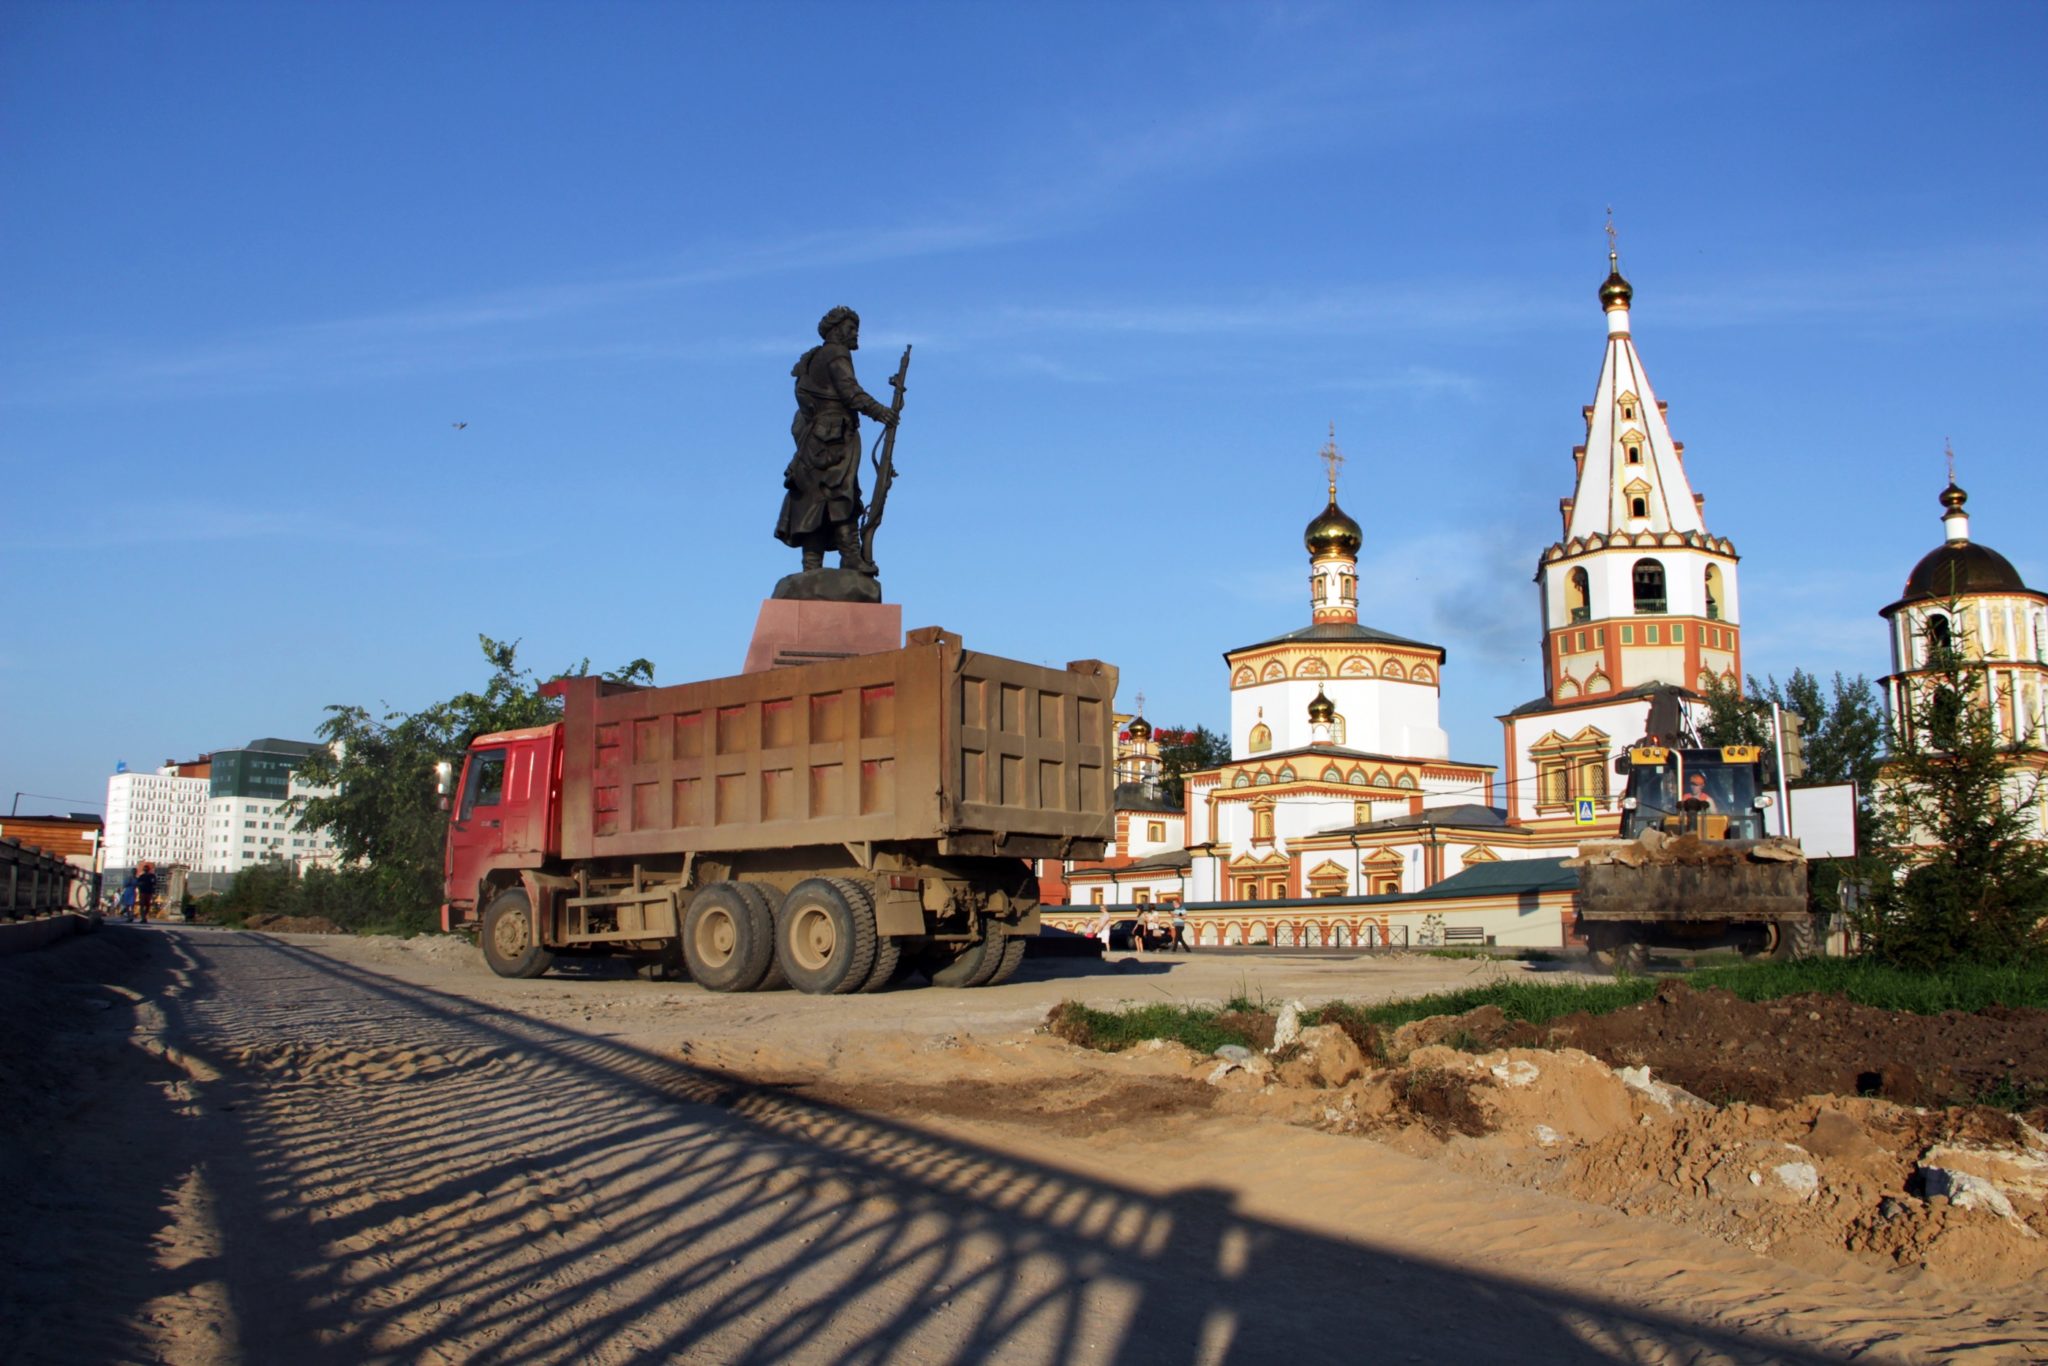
[1135,690,1147,718]
[1604,206,1618,270]
[1320,422,1345,499]
[1945,438,1956,486]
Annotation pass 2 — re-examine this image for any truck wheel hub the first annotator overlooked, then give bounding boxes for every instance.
[790,905,837,970]
[695,909,736,965]
[492,914,529,956]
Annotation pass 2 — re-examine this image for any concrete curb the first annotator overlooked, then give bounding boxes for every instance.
[0,912,96,955]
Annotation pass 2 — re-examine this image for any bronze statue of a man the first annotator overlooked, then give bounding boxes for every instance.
[775,306,897,576]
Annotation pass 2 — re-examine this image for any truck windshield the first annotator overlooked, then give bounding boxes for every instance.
[461,749,507,819]
[1629,753,1764,835]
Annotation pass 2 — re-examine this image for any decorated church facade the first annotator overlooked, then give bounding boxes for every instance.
[1041,245,2037,947]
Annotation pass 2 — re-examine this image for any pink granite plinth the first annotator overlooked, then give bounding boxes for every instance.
[743,599,903,674]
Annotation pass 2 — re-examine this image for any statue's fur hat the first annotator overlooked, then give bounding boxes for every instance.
[818,305,860,339]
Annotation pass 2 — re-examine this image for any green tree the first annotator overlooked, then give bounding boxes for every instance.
[287,636,653,932]
[1156,724,1231,804]
[1697,668,1886,796]
[1858,622,2048,967]
[1696,674,1771,749]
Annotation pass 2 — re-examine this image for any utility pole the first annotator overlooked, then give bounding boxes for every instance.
[1770,701,1795,838]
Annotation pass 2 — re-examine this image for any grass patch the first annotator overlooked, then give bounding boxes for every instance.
[1334,979,1658,1037]
[1046,1001,1267,1055]
[1684,957,2048,1014]
[1047,959,2048,1066]
[1338,958,2048,1041]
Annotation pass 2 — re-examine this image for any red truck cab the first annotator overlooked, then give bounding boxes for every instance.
[441,724,564,931]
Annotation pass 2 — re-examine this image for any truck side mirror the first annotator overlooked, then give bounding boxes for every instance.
[434,760,453,796]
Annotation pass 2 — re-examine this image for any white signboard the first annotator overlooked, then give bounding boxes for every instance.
[1765,782,1859,858]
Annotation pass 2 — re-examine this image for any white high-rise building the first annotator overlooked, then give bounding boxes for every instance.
[200,739,339,873]
[102,764,212,872]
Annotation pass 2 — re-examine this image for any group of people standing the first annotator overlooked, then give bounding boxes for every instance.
[113,864,158,922]
[1087,902,1193,956]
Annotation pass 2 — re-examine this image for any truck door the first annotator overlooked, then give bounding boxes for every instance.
[445,746,509,913]
[495,735,555,857]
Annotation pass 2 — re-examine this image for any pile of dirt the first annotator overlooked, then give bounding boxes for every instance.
[1318,1043,2048,1285]
[1569,829,1802,867]
[1390,979,2048,1119]
[243,914,346,935]
[1037,984,2048,1285]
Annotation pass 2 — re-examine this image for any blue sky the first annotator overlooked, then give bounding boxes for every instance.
[4,1,2043,812]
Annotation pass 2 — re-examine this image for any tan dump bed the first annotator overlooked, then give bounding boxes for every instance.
[549,627,1117,863]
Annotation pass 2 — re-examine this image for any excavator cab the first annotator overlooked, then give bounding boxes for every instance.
[1616,746,1773,841]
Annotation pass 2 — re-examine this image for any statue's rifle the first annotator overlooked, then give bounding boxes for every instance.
[860,344,911,568]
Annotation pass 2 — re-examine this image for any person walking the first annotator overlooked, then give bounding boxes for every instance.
[134,863,159,924]
[1171,901,1192,952]
[1090,907,1113,957]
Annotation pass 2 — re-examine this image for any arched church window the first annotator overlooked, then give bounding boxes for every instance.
[1248,723,1272,754]
[1626,444,1642,464]
[1926,613,1953,662]
[1632,559,1666,614]
[1566,567,1590,624]
[1704,564,1722,621]
[1629,495,1648,519]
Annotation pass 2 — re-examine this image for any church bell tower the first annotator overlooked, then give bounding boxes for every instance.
[1502,236,1744,831]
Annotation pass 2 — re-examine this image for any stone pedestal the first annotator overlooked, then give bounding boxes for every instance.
[743,599,902,674]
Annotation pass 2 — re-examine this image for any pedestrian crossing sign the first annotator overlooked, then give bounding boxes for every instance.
[1575,798,1597,825]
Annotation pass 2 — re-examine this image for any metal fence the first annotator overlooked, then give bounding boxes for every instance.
[1,836,89,920]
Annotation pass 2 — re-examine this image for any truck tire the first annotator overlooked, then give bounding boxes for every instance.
[981,934,1029,987]
[730,882,788,991]
[775,877,878,995]
[859,935,902,993]
[481,888,554,980]
[683,884,776,993]
[1612,938,1649,977]
[917,935,992,988]
[1772,914,1819,962]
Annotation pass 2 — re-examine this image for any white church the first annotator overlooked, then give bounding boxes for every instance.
[1045,246,2031,948]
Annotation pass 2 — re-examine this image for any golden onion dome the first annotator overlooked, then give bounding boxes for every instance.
[1126,715,1153,742]
[1304,497,1362,559]
[1307,687,1337,725]
[1939,480,1968,512]
[1599,268,1633,311]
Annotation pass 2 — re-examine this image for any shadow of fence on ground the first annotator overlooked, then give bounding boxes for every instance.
[117,932,1835,1364]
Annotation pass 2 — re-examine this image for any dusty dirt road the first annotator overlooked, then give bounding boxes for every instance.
[3,925,2043,1364]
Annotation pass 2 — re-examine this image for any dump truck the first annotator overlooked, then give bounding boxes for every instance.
[1569,744,1812,974]
[440,628,1116,993]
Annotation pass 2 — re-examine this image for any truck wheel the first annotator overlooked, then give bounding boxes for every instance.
[775,878,878,995]
[1772,914,1819,962]
[1612,938,1649,977]
[917,936,992,988]
[981,934,1029,987]
[730,883,788,990]
[481,888,554,980]
[683,884,776,992]
[859,935,903,993]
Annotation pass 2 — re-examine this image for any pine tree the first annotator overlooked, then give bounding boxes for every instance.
[1861,617,2048,967]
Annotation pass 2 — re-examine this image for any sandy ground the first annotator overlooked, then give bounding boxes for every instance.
[4,925,2045,1364]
